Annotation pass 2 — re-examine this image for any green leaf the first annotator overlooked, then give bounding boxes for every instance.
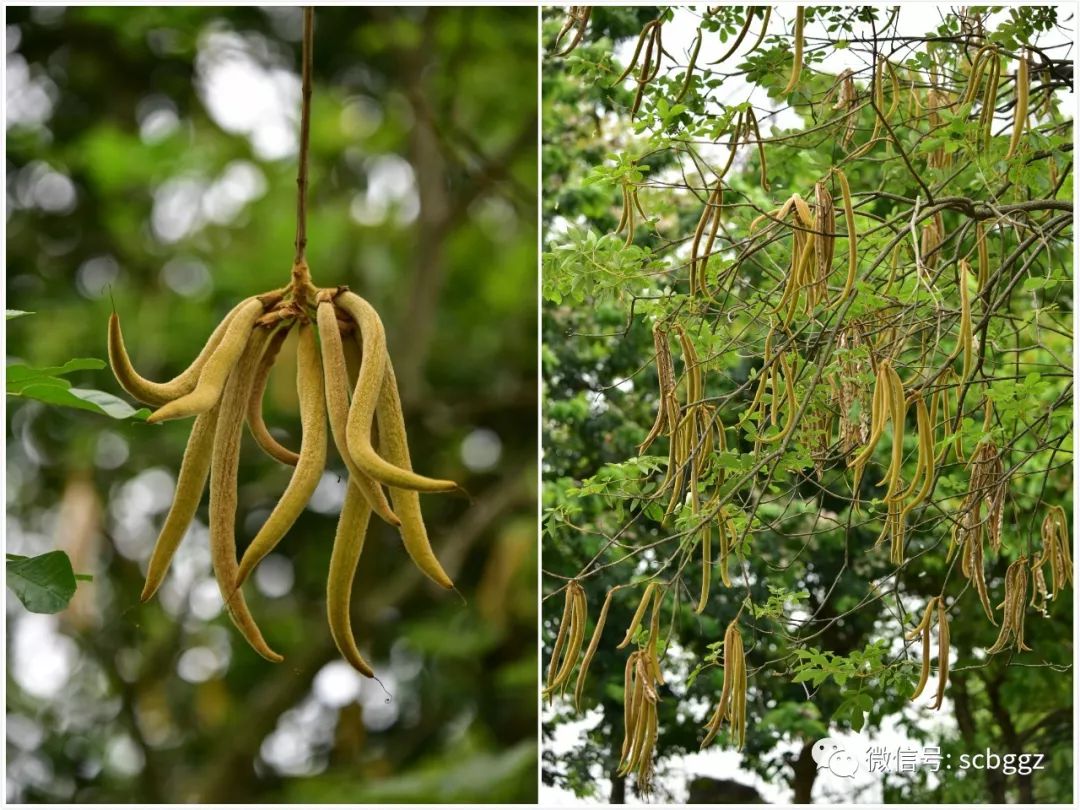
[14,383,149,420]
[6,358,106,391]
[6,310,34,320]
[6,551,79,614]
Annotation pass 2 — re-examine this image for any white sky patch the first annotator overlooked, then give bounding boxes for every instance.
[195,28,299,161]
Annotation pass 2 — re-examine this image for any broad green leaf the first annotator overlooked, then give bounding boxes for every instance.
[6,551,79,614]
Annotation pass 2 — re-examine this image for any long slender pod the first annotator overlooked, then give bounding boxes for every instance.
[235,323,328,586]
[148,297,267,423]
[246,323,301,466]
[140,406,220,601]
[337,291,458,493]
[108,299,248,407]
[374,354,455,589]
[326,475,376,677]
[315,298,399,525]
[207,327,282,662]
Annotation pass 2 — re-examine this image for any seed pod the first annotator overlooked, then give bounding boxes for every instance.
[140,406,220,602]
[980,51,1001,149]
[548,582,587,696]
[337,291,458,493]
[908,597,937,699]
[781,7,805,95]
[575,586,615,710]
[744,108,770,192]
[710,8,754,65]
[315,298,399,526]
[108,299,248,407]
[975,222,990,291]
[235,323,328,586]
[326,474,375,677]
[701,619,745,749]
[617,582,657,649]
[987,558,1031,654]
[546,582,575,697]
[697,522,712,615]
[674,29,703,103]
[148,297,267,423]
[958,260,974,381]
[1006,52,1029,159]
[932,600,950,710]
[375,355,455,589]
[246,323,301,466]
[833,168,858,299]
[207,327,282,663]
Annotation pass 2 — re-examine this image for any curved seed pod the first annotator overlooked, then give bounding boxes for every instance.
[140,406,220,602]
[901,396,935,514]
[235,323,328,586]
[246,323,301,466]
[620,656,646,770]
[833,168,858,299]
[148,297,266,423]
[617,582,657,649]
[781,7,805,95]
[546,583,575,696]
[613,20,658,85]
[547,583,585,695]
[744,108,770,192]
[881,363,908,499]
[710,8,754,65]
[550,583,588,694]
[337,291,457,493]
[980,53,1001,149]
[696,522,712,615]
[208,327,282,663]
[961,44,995,105]
[620,652,640,762]
[932,600,950,710]
[326,474,376,677]
[701,619,743,748]
[108,299,247,407]
[909,597,936,699]
[674,29,703,103]
[958,260,974,381]
[1006,52,1029,159]
[575,586,615,710]
[375,356,454,589]
[646,587,665,686]
[315,299,399,526]
[975,222,990,291]
[744,6,771,57]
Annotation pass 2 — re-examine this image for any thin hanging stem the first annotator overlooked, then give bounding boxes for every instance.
[294,7,314,267]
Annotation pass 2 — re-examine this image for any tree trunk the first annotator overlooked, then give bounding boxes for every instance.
[609,766,626,804]
[791,740,818,803]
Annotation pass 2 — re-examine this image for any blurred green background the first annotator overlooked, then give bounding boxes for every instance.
[6,6,537,803]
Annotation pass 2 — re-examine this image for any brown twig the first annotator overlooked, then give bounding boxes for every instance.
[294,7,314,266]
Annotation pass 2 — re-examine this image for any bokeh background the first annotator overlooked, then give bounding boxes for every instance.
[6,6,537,803]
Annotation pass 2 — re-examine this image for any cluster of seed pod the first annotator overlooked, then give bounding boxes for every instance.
[552,6,591,56]
[616,178,648,247]
[614,17,664,117]
[986,558,1031,654]
[829,68,859,148]
[616,584,665,795]
[906,596,950,710]
[109,264,457,676]
[948,438,1007,622]
[1030,505,1073,613]
[543,580,586,702]
[701,619,746,749]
